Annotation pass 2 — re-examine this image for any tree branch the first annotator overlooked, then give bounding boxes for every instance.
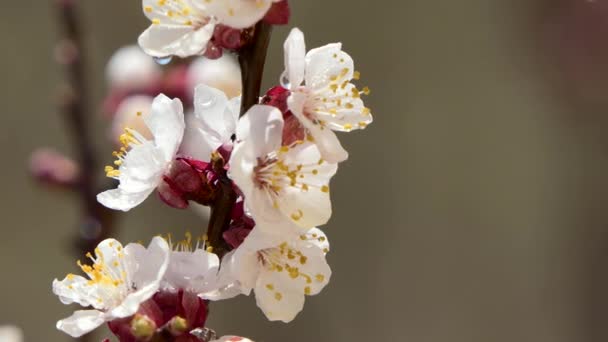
[205,22,273,259]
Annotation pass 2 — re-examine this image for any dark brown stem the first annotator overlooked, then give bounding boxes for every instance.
[53,0,115,329]
[205,22,273,259]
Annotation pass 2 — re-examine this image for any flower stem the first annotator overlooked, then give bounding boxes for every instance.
[205,22,273,259]
[53,0,115,318]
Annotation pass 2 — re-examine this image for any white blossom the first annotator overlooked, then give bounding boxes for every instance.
[229,105,337,233]
[98,94,185,211]
[220,227,331,322]
[52,237,170,338]
[162,233,239,300]
[110,95,154,143]
[138,0,216,58]
[283,28,373,163]
[180,84,240,161]
[205,0,281,29]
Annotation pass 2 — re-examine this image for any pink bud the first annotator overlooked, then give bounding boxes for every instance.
[281,113,306,146]
[29,148,79,187]
[263,0,291,25]
[261,86,290,114]
[203,42,223,60]
[213,25,244,50]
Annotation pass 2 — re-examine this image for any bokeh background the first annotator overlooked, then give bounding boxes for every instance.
[4,0,608,341]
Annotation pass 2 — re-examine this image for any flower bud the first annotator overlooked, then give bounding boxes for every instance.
[29,148,79,188]
[261,86,290,114]
[203,42,223,60]
[213,25,244,50]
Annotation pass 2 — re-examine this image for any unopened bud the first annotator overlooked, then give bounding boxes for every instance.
[203,42,223,60]
[130,314,156,340]
[106,45,162,91]
[213,25,244,50]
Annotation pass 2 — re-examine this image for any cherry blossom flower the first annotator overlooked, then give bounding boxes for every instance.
[205,0,283,29]
[186,54,242,99]
[138,0,216,58]
[52,237,170,338]
[181,84,240,161]
[97,94,185,211]
[282,28,373,163]
[220,228,331,322]
[229,105,337,233]
[162,233,239,300]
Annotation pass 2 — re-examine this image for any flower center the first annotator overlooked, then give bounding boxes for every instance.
[105,126,148,178]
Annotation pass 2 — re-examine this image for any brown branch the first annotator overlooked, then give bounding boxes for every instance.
[205,22,273,259]
[53,0,116,327]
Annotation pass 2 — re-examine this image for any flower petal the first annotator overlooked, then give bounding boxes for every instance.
[305,43,354,91]
[288,92,348,163]
[193,84,237,145]
[283,28,305,89]
[146,94,186,162]
[205,0,274,29]
[163,249,220,293]
[56,310,106,338]
[97,187,155,212]
[254,270,305,323]
[138,22,215,58]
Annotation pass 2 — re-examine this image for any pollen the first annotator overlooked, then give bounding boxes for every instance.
[321,185,329,193]
[316,274,325,282]
[304,286,311,295]
[353,71,361,80]
[274,292,283,301]
[144,6,153,12]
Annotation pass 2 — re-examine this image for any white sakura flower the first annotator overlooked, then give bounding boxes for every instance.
[161,233,237,299]
[229,105,337,233]
[221,227,331,322]
[181,84,240,161]
[0,326,23,342]
[52,237,170,338]
[205,0,281,29]
[106,45,162,90]
[138,0,216,58]
[98,94,185,211]
[283,28,373,163]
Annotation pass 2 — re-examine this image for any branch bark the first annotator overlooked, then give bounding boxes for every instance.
[205,22,273,259]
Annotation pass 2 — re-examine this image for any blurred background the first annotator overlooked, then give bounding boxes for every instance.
[3,0,608,341]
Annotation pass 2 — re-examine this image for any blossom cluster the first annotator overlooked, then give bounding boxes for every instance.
[52,0,372,341]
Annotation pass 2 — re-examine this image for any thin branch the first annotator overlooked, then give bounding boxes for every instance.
[54,0,115,309]
[205,22,273,259]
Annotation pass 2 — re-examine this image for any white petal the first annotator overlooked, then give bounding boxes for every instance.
[127,236,171,290]
[193,84,235,144]
[234,105,284,157]
[305,43,354,91]
[283,28,306,89]
[52,275,101,309]
[97,187,155,212]
[163,249,220,292]
[229,105,283,201]
[205,0,274,29]
[254,271,305,323]
[138,22,215,58]
[302,227,330,254]
[288,92,348,163]
[181,111,221,161]
[56,310,106,338]
[146,94,186,162]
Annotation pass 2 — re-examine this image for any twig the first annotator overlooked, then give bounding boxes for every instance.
[53,4,116,341]
[205,22,273,259]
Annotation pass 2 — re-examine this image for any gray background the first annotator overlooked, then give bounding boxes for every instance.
[2,0,608,341]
